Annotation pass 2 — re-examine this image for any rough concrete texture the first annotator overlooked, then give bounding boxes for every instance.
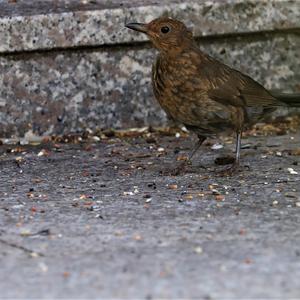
[0,0,180,17]
[0,128,300,299]
[0,32,299,137]
[0,0,299,53]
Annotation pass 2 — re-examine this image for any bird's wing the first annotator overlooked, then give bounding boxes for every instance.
[196,57,283,108]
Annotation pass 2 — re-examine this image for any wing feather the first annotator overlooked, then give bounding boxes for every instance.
[194,55,285,108]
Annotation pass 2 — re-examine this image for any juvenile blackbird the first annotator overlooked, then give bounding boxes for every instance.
[126,17,300,173]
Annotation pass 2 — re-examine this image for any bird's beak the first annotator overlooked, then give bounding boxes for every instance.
[125,22,148,34]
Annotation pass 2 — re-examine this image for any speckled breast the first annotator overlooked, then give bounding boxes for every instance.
[151,54,236,136]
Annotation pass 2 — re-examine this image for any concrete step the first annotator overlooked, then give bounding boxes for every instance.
[0,0,299,137]
[0,0,299,53]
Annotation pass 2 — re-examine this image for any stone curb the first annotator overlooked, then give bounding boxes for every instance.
[0,0,299,54]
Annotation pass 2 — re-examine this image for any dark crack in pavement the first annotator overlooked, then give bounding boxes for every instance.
[0,128,300,299]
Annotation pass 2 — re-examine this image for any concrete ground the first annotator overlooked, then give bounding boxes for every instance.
[0,126,300,299]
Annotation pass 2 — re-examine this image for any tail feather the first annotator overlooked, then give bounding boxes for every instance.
[270,91,300,107]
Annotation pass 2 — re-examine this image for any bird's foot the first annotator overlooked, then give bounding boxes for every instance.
[160,161,206,176]
[160,161,188,176]
[216,162,250,176]
[214,155,235,166]
[217,162,240,176]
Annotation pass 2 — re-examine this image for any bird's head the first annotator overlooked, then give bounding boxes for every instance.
[126,17,194,55]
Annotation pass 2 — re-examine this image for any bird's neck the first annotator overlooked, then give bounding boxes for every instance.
[155,36,194,57]
[160,41,208,63]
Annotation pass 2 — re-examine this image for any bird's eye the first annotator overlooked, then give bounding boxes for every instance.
[161,26,170,34]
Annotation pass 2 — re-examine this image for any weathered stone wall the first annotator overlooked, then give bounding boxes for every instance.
[0,0,299,138]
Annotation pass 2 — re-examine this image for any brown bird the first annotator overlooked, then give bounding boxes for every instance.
[126,17,300,174]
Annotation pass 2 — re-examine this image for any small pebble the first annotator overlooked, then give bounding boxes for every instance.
[38,262,48,273]
[123,191,134,196]
[287,168,298,175]
[211,143,223,150]
[92,136,100,142]
[194,246,203,254]
[30,252,39,258]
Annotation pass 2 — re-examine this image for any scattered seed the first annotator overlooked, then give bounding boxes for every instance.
[20,229,32,237]
[134,234,142,241]
[63,272,70,278]
[239,229,246,235]
[37,149,50,157]
[168,184,178,190]
[244,258,253,264]
[176,155,188,161]
[211,189,221,195]
[215,195,225,201]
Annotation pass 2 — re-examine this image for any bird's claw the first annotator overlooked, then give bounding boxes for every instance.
[160,161,207,176]
[216,162,250,176]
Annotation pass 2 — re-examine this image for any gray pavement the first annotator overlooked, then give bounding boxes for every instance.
[0,130,300,299]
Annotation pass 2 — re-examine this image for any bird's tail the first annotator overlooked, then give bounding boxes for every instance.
[271,91,300,107]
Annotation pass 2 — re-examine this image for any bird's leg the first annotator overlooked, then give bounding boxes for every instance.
[219,130,242,175]
[188,136,207,161]
[172,135,206,175]
[234,130,242,166]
